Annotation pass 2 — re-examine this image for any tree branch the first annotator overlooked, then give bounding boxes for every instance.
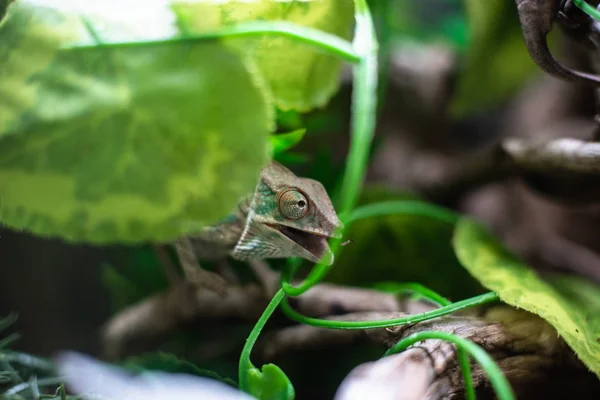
[419,135,600,205]
[254,306,599,399]
[101,281,409,359]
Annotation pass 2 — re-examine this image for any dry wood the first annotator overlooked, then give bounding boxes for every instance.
[255,306,599,400]
[101,280,410,359]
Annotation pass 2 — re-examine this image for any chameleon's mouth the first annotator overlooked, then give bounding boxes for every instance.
[275,225,334,265]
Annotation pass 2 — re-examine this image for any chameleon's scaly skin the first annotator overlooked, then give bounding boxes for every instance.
[174,161,342,292]
[185,195,251,260]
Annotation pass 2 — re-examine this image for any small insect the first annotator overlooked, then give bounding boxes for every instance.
[341,239,354,247]
[56,352,252,400]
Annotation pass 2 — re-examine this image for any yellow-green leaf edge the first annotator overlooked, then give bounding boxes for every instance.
[453,218,600,377]
[172,0,355,113]
[0,3,272,243]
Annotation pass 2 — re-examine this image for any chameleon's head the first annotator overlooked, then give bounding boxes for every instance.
[233,162,343,265]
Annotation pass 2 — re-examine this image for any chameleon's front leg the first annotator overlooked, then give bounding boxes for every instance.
[174,237,229,296]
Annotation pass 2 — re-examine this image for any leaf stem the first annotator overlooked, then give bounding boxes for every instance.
[573,0,600,21]
[65,21,361,63]
[280,291,499,329]
[281,239,341,296]
[384,331,515,400]
[381,282,452,306]
[336,0,379,218]
[347,200,459,225]
[238,289,285,392]
[280,0,379,296]
[457,349,476,400]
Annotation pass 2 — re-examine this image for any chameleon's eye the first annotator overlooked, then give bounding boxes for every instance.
[278,189,309,220]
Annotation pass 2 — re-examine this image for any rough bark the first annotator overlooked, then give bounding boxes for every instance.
[253,306,599,400]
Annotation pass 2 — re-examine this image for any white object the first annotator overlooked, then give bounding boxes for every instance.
[56,351,255,400]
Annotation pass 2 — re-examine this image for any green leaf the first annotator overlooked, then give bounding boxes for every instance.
[453,218,600,377]
[122,352,238,388]
[0,2,72,136]
[326,186,484,300]
[269,129,306,157]
[0,3,271,243]
[0,0,13,24]
[173,0,355,112]
[248,364,295,400]
[450,0,540,116]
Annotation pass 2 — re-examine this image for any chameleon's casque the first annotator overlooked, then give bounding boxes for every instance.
[189,161,343,266]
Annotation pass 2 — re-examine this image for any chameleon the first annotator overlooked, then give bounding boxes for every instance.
[168,161,344,294]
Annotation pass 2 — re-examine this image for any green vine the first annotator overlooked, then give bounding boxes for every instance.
[238,289,287,392]
[573,0,600,22]
[233,0,512,399]
[67,21,360,63]
[458,347,476,400]
[385,331,516,400]
[347,200,460,224]
[381,282,452,306]
[337,0,379,218]
[279,291,499,329]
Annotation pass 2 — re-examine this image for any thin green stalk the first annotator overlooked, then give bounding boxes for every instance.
[348,200,459,224]
[573,0,600,21]
[336,0,379,218]
[281,237,342,297]
[282,0,379,297]
[223,2,378,389]
[381,282,452,306]
[238,288,286,392]
[280,291,499,329]
[80,16,104,44]
[385,331,515,400]
[370,0,393,114]
[457,349,475,400]
[66,21,361,63]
